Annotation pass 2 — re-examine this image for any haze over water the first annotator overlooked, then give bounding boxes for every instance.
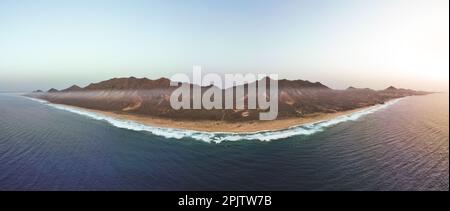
[0,93,447,190]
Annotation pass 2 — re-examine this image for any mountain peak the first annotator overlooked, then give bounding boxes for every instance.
[83,77,171,90]
[153,77,170,84]
[279,79,330,89]
[47,88,59,93]
[385,86,398,91]
[62,85,82,92]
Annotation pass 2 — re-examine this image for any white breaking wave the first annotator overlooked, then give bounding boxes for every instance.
[25,96,402,143]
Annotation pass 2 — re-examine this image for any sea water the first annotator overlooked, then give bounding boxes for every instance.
[0,93,448,190]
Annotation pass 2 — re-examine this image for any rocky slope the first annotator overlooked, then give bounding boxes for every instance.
[26,77,431,121]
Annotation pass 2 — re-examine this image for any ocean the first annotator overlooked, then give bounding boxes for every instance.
[0,93,448,191]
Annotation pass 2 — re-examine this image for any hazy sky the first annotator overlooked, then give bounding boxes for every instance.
[0,0,448,92]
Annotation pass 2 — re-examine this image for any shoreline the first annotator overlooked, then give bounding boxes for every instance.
[38,102,378,133]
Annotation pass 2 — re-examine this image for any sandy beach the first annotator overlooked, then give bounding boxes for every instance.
[55,104,374,133]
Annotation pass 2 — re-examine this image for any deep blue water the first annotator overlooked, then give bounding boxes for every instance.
[0,93,448,191]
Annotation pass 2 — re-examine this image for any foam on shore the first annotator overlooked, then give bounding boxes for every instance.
[25,96,402,143]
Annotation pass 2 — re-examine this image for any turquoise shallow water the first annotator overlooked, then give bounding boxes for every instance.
[0,93,448,190]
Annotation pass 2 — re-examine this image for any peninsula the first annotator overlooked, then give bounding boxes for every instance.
[26,77,431,132]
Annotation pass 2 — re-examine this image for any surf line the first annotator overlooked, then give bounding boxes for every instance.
[23,96,403,143]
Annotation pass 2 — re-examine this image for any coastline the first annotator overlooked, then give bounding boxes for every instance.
[39,102,377,133]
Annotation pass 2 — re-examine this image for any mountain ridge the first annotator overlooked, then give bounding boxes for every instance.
[29,76,432,121]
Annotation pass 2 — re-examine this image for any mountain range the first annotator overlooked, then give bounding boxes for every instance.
[27,77,431,121]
